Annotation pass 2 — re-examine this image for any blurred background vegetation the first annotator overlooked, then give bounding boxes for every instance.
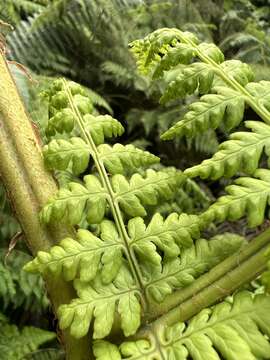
[1,0,270,358]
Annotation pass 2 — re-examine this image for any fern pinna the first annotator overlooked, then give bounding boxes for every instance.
[24,38,270,358]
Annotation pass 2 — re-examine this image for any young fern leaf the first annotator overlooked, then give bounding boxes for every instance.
[134,28,270,235]
[24,223,123,284]
[25,212,202,283]
[112,169,184,217]
[185,121,270,180]
[25,77,207,344]
[94,292,270,360]
[160,63,214,104]
[25,73,257,355]
[201,169,270,227]
[162,87,245,140]
[143,233,245,303]
[97,144,159,175]
[130,28,259,142]
[41,174,107,225]
[58,265,141,339]
[43,137,91,175]
[128,213,202,260]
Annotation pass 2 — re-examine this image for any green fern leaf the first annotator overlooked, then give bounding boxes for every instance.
[58,265,140,339]
[246,80,270,111]
[130,28,198,75]
[46,108,76,136]
[0,262,16,306]
[213,60,254,87]
[197,42,224,64]
[144,233,245,302]
[161,88,245,140]
[160,63,214,104]
[201,169,270,227]
[152,43,196,79]
[0,249,48,311]
[41,175,107,225]
[113,169,184,217]
[25,212,202,284]
[94,341,121,360]
[43,137,91,175]
[128,213,201,261]
[84,114,124,145]
[0,317,56,360]
[97,143,160,175]
[23,348,64,360]
[185,121,270,179]
[94,292,270,360]
[24,222,123,284]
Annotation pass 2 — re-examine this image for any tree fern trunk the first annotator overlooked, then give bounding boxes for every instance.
[0,51,91,359]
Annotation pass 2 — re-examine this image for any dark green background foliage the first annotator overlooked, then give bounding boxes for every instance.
[1,0,270,358]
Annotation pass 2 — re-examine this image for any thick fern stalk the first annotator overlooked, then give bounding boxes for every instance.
[26,78,210,340]
[0,51,90,359]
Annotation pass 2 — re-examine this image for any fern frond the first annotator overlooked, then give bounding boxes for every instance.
[0,249,48,311]
[25,222,123,284]
[25,212,202,284]
[131,28,255,141]
[112,169,184,217]
[161,88,245,140]
[144,233,245,302]
[58,265,141,339]
[97,144,160,175]
[44,140,159,176]
[160,63,214,104]
[95,292,270,360]
[83,114,124,145]
[186,121,270,179]
[25,76,254,353]
[43,137,91,175]
[0,316,56,360]
[41,174,107,225]
[128,213,201,260]
[201,168,270,227]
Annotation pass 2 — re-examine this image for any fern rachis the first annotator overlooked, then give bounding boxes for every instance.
[20,27,270,359]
